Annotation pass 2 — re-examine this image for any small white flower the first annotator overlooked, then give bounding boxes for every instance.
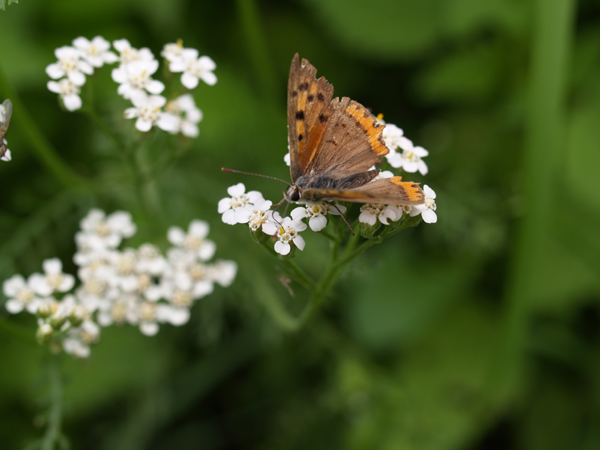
[235,199,274,232]
[46,46,93,86]
[113,39,155,66]
[168,220,216,261]
[112,59,165,99]
[28,258,75,296]
[136,244,168,276]
[398,137,429,175]
[79,209,137,250]
[124,92,177,133]
[3,274,43,314]
[47,79,82,111]
[382,123,404,150]
[161,41,184,62]
[207,260,237,287]
[1,146,11,162]
[164,94,203,137]
[291,201,347,232]
[72,36,118,67]
[273,217,307,256]
[358,203,399,226]
[169,49,217,88]
[218,183,264,225]
[409,185,437,223]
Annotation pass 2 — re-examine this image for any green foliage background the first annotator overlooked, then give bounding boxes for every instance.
[1,0,599,449]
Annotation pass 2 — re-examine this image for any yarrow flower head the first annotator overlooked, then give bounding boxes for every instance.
[73,36,118,68]
[291,201,346,232]
[124,92,178,133]
[218,183,264,225]
[112,59,165,99]
[169,49,217,89]
[164,94,203,138]
[2,209,237,356]
[409,185,437,223]
[272,215,307,256]
[47,78,82,111]
[45,46,93,86]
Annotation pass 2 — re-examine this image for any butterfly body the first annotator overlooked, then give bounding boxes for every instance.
[285,54,424,206]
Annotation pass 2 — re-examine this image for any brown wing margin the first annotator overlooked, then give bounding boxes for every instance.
[302,177,425,205]
[287,54,334,182]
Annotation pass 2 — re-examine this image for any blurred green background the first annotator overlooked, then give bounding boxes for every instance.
[1,0,600,449]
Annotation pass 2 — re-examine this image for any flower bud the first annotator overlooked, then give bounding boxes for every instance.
[36,323,53,344]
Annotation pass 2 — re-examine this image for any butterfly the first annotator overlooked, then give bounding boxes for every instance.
[282,54,424,207]
[0,99,13,160]
[223,54,424,209]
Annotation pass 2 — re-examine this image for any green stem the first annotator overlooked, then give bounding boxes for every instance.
[82,108,127,152]
[0,63,91,190]
[41,356,64,450]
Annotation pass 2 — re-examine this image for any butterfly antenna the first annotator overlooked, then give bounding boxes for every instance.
[329,202,355,236]
[221,168,291,186]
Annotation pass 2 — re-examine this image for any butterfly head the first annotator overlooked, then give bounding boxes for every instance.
[284,184,302,203]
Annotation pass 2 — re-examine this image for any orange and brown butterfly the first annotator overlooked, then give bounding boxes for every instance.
[223,54,424,208]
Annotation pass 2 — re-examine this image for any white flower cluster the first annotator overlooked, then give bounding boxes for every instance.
[219,183,350,256]
[45,37,211,138]
[2,209,237,358]
[381,123,429,176]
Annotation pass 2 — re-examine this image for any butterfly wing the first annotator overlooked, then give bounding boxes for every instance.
[287,54,334,183]
[0,99,13,139]
[302,176,425,205]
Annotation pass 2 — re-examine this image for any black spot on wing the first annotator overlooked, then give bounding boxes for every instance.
[298,134,304,141]
[295,110,305,120]
[318,114,328,123]
[317,93,325,102]
[307,94,314,102]
[299,82,309,91]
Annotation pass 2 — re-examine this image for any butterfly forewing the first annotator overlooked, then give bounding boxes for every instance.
[287,54,334,182]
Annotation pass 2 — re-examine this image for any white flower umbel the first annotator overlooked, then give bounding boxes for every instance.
[79,209,136,250]
[113,39,155,66]
[3,274,43,314]
[161,41,184,63]
[124,92,178,133]
[273,217,307,256]
[47,78,83,111]
[112,59,165,99]
[358,203,399,226]
[72,36,118,68]
[169,49,217,89]
[382,123,404,151]
[218,183,264,225]
[398,137,429,175]
[235,199,275,232]
[168,220,216,261]
[409,185,437,223]
[46,46,93,86]
[291,201,347,232]
[28,258,75,297]
[165,94,203,138]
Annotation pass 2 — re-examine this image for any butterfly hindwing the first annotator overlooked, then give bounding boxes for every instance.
[302,177,424,205]
[287,54,334,182]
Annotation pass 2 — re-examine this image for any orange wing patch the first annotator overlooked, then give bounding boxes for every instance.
[389,177,424,203]
[346,102,388,157]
